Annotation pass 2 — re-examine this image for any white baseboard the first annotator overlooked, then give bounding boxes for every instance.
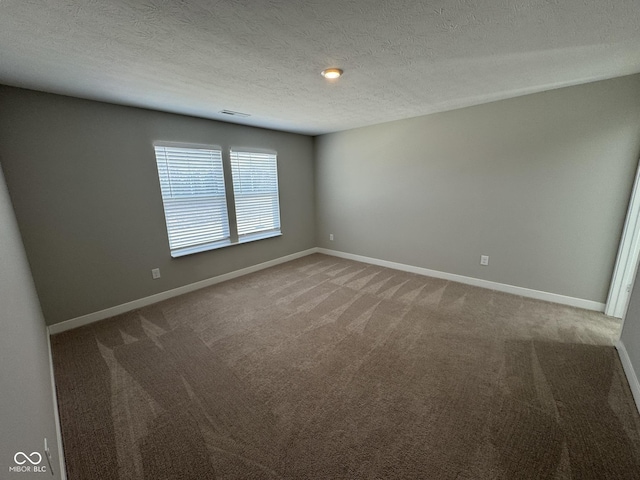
[48,248,318,334]
[615,340,640,414]
[317,248,605,312]
[48,246,606,335]
[46,329,67,479]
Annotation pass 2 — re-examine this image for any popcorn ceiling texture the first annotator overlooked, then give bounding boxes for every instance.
[0,0,639,134]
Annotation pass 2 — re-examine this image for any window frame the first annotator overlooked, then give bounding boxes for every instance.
[153,142,282,258]
[230,148,282,244]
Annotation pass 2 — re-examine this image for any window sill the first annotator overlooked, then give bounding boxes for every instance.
[170,230,282,258]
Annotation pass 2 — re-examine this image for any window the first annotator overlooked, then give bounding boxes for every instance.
[154,144,281,257]
[154,145,230,257]
[230,150,281,241]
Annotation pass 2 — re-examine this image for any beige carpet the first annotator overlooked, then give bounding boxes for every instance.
[51,253,640,479]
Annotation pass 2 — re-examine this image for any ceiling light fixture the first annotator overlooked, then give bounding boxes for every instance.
[321,68,343,79]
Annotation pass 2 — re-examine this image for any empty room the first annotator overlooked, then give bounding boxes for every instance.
[2,1,640,478]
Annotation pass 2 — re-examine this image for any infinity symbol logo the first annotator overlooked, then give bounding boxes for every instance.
[14,452,42,465]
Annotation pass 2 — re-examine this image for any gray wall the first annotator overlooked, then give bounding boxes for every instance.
[0,165,62,478]
[621,265,640,393]
[0,87,315,325]
[315,75,640,303]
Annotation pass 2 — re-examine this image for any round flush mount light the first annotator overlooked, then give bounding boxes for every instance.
[321,68,343,79]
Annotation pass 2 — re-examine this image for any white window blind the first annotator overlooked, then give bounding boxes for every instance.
[154,145,230,256]
[230,150,281,238]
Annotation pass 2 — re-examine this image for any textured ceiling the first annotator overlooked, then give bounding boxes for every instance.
[1,0,639,135]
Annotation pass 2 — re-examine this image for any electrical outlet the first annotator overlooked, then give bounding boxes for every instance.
[329,234,334,241]
[152,268,161,279]
[480,255,489,266]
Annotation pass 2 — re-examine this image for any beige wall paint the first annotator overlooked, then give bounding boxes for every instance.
[0,87,315,325]
[315,74,640,303]
[0,165,62,477]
